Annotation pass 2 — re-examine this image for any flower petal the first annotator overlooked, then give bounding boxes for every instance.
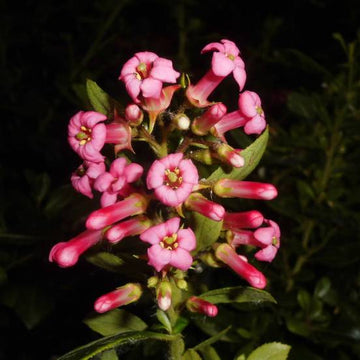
[169,248,193,270]
[177,228,196,251]
[233,66,247,91]
[100,192,118,208]
[155,185,180,206]
[146,160,166,189]
[211,52,235,77]
[255,245,278,262]
[165,217,180,235]
[147,244,171,272]
[151,58,180,83]
[141,78,162,99]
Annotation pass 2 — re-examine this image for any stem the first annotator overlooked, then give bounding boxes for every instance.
[168,336,184,360]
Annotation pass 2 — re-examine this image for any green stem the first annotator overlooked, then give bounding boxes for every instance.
[168,335,184,360]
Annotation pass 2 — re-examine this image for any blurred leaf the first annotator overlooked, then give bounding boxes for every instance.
[198,286,276,305]
[173,316,190,334]
[192,326,231,350]
[156,309,172,334]
[199,345,221,360]
[207,128,269,182]
[287,92,322,120]
[0,283,53,329]
[44,185,76,219]
[314,277,331,299]
[84,309,147,336]
[286,317,311,337]
[25,170,50,206]
[182,349,202,360]
[86,79,121,118]
[99,349,118,360]
[191,212,223,252]
[86,252,125,273]
[57,331,176,360]
[247,342,291,360]
[297,289,311,312]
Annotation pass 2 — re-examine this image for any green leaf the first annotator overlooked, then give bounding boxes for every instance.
[86,252,125,273]
[156,310,172,334]
[199,346,221,360]
[207,128,269,182]
[99,349,118,360]
[192,326,231,351]
[297,289,311,312]
[247,342,291,360]
[86,79,122,117]
[182,349,202,360]
[191,212,223,252]
[57,331,176,360]
[198,286,276,305]
[84,309,147,336]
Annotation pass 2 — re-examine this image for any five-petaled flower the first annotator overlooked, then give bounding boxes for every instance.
[140,217,196,272]
[119,51,180,103]
[68,111,107,162]
[146,153,199,207]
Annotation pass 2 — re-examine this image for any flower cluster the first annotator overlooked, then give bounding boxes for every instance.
[50,39,278,316]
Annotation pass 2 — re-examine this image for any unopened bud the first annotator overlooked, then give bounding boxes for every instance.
[199,251,222,268]
[125,104,143,126]
[191,103,227,136]
[186,296,218,317]
[173,114,190,130]
[185,193,225,222]
[156,280,172,311]
[176,279,188,290]
[147,276,159,288]
[190,149,214,165]
[214,143,244,168]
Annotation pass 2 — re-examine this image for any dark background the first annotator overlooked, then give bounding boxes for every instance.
[1,0,360,359]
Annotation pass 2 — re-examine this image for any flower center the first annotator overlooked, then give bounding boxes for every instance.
[255,106,263,115]
[164,168,183,189]
[135,62,149,80]
[75,126,92,146]
[272,236,279,246]
[227,53,235,61]
[76,165,87,177]
[160,233,179,251]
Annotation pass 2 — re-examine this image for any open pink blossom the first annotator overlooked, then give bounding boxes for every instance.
[71,161,105,199]
[68,111,107,162]
[49,229,102,268]
[146,153,198,207]
[254,219,281,262]
[238,91,266,134]
[119,52,180,103]
[140,217,196,272]
[202,39,246,90]
[94,157,143,207]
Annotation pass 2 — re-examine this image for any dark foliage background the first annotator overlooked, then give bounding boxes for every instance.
[1,0,359,359]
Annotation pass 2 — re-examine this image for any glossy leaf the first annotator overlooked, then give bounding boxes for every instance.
[57,331,176,360]
[198,286,276,305]
[247,342,291,360]
[191,212,223,252]
[84,309,147,336]
[207,127,269,182]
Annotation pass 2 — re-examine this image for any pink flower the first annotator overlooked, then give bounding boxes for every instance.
[125,103,144,126]
[186,296,218,317]
[214,179,278,200]
[94,157,143,207]
[140,217,196,272]
[214,143,244,168]
[68,111,107,162]
[191,103,227,136]
[71,161,105,199]
[49,229,102,268]
[86,193,148,230]
[224,210,264,230]
[185,193,225,221]
[215,243,266,289]
[212,111,247,141]
[94,283,142,313]
[253,219,281,262]
[146,153,198,207]
[202,39,246,89]
[105,215,151,244]
[105,119,133,154]
[238,91,266,135]
[119,52,180,103]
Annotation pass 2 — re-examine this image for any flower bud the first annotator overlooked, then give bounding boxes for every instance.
[105,120,133,154]
[213,143,244,168]
[186,296,218,317]
[176,279,188,290]
[185,193,225,221]
[191,103,227,135]
[94,283,142,313]
[173,114,191,130]
[147,276,159,288]
[224,210,264,230]
[125,104,144,126]
[190,149,214,165]
[156,280,172,311]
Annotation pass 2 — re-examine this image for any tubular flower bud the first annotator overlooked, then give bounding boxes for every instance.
[94,157,144,207]
[86,193,148,230]
[185,193,225,221]
[68,111,107,162]
[215,243,266,289]
[94,283,142,313]
[224,210,264,230]
[125,103,144,126]
[106,215,152,243]
[140,217,196,272]
[191,103,227,135]
[156,280,172,311]
[214,143,244,168]
[49,229,103,268]
[190,149,214,165]
[173,114,191,130]
[146,153,198,207]
[186,296,218,317]
[226,230,254,247]
[214,179,278,200]
[238,91,266,135]
[105,120,133,154]
[212,111,247,141]
[71,161,106,199]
